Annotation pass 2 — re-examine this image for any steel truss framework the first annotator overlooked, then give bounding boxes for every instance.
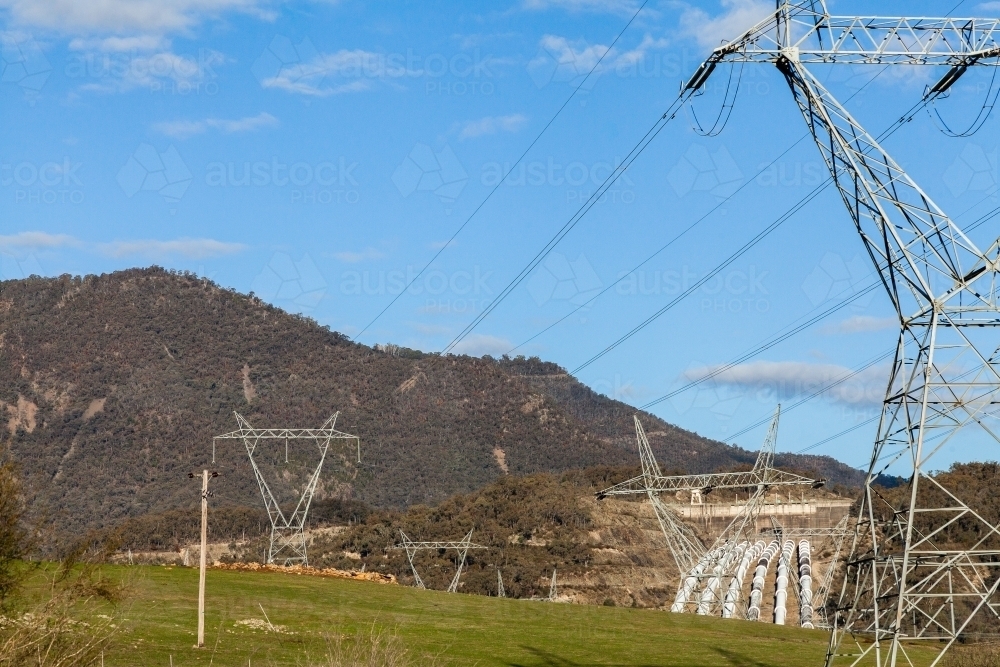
[766,516,853,630]
[683,1,1000,664]
[393,529,486,593]
[215,412,360,566]
[598,408,819,616]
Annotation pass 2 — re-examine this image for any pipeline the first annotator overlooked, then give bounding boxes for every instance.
[798,539,814,629]
[698,542,746,615]
[747,539,779,620]
[723,540,763,618]
[773,540,795,625]
[672,548,720,612]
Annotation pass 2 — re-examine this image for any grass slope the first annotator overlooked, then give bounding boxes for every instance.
[93,565,834,666]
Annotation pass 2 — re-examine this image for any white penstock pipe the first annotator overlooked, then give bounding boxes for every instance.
[798,539,814,629]
[773,540,795,625]
[747,540,779,621]
[698,543,744,615]
[672,549,719,613]
[724,540,764,619]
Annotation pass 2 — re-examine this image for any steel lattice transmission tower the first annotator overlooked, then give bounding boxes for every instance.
[393,529,486,593]
[215,412,360,566]
[598,407,818,595]
[680,2,1000,664]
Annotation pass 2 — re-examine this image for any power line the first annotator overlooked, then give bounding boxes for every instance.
[443,89,689,354]
[351,0,650,342]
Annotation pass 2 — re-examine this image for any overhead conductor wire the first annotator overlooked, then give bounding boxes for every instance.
[351,0,650,342]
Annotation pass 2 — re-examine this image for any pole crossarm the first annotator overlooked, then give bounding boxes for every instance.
[391,529,486,593]
[217,411,360,566]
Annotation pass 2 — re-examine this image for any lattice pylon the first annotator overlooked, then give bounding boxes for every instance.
[393,529,486,593]
[216,411,360,566]
[672,3,1000,662]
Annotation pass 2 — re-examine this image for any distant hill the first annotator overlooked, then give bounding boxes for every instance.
[0,268,863,539]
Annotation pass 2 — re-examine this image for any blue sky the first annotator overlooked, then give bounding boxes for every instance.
[1,0,999,474]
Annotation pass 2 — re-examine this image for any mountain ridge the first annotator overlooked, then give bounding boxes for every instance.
[0,267,862,538]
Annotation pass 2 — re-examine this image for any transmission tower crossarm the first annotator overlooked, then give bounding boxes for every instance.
[687,5,1000,75]
[597,468,816,497]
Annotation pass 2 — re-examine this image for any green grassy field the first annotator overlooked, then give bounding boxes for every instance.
[74,564,843,667]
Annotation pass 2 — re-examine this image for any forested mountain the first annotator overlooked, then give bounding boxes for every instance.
[0,268,863,539]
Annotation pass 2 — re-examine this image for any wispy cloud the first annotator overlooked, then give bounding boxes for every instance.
[0,231,80,251]
[153,112,278,139]
[332,247,385,263]
[69,35,169,52]
[76,49,227,94]
[99,238,246,259]
[822,315,897,335]
[680,0,773,49]
[450,333,514,357]
[0,0,275,34]
[682,360,887,406]
[458,114,528,140]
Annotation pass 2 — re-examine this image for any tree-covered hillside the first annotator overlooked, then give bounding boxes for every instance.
[0,268,862,538]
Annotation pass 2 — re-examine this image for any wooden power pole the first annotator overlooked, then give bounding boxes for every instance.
[190,470,217,649]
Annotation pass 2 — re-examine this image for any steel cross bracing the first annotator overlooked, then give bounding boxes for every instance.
[215,411,360,566]
[681,1,1000,664]
[392,529,486,593]
[597,416,706,574]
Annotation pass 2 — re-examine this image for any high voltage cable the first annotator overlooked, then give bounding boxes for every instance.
[442,90,689,354]
[707,199,1000,446]
[451,66,890,356]
[504,132,812,355]
[568,87,954,376]
[351,0,650,342]
[503,69,896,357]
[723,350,893,445]
[639,282,881,410]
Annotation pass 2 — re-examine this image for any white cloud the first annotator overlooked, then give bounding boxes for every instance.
[99,238,246,259]
[458,114,528,140]
[69,35,169,52]
[680,0,773,49]
[429,239,458,250]
[450,334,514,357]
[0,231,80,251]
[153,112,278,139]
[522,0,639,13]
[822,315,897,335]
[615,33,669,68]
[74,49,227,93]
[683,360,887,406]
[0,0,274,35]
[332,247,384,263]
[256,48,393,97]
[532,34,611,74]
